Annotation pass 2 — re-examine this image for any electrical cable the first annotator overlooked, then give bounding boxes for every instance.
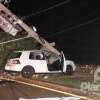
[22,0,72,20]
[45,17,100,38]
[0,36,29,45]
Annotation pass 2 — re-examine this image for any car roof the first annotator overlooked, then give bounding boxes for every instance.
[14,50,42,53]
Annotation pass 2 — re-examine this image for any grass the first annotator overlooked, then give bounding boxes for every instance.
[46,75,82,88]
[38,74,86,88]
[38,74,100,91]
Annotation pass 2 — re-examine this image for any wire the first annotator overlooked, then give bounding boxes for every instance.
[0,36,29,45]
[46,17,100,38]
[22,0,72,20]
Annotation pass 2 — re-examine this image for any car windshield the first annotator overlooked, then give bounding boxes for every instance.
[8,52,21,59]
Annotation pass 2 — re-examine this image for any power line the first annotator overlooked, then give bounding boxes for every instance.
[22,0,72,20]
[0,36,29,45]
[46,17,100,38]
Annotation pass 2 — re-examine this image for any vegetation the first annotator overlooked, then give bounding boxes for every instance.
[38,74,85,88]
[47,75,100,94]
[38,74,100,91]
[0,32,39,68]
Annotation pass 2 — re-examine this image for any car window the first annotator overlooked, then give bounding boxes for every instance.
[29,52,44,60]
[36,55,42,60]
[29,52,34,59]
[8,52,21,59]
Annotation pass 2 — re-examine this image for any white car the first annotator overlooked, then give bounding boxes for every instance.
[5,50,76,78]
[19,97,80,100]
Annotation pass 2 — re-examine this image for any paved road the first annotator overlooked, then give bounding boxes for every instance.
[0,79,68,100]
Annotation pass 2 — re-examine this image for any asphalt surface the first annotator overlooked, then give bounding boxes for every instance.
[0,79,68,100]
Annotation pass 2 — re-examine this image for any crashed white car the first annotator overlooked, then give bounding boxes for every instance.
[5,50,76,78]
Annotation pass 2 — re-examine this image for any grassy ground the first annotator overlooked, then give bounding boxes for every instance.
[39,74,88,88]
[38,74,100,92]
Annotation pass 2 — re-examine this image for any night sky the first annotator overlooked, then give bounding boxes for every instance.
[7,0,100,64]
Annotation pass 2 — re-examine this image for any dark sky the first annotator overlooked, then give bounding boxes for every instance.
[8,0,100,64]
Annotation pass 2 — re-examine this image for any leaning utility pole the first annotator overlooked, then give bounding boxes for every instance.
[0,3,60,56]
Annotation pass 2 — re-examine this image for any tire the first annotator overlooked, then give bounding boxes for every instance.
[66,65,73,75]
[21,66,35,78]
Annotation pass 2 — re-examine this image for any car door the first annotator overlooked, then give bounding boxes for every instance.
[29,52,48,73]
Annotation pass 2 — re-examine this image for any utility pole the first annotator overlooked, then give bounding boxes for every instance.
[0,3,60,56]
